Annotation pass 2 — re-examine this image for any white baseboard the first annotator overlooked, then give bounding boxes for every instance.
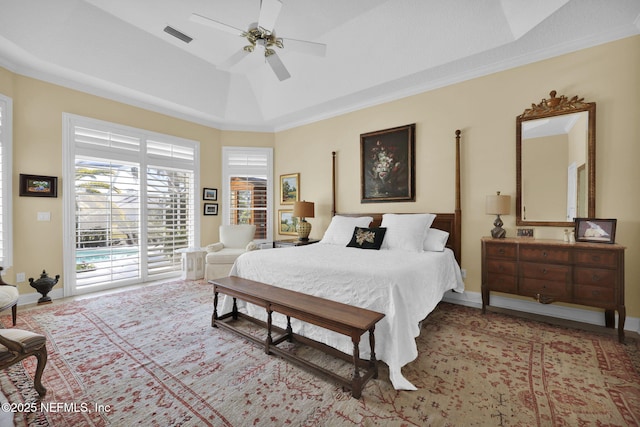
[442,290,640,336]
[17,288,65,307]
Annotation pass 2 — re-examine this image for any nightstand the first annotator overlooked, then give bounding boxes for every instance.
[273,239,320,248]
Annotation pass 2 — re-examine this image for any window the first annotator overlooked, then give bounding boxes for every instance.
[64,115,199,294]
[222,147,273,241]
[0,94,12,268]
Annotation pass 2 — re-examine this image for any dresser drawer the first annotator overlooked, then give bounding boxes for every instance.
[574,284,615,306]
[485,273,517,293]
[521,262,571,282]
[484,243,516,259]
[520,247,570,263]
[487,260,516,276]
[520,278,571,299]
[574,267,616,287]
[574,250,618,268]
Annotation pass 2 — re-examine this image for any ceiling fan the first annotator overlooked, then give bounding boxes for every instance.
[190,0,327,81]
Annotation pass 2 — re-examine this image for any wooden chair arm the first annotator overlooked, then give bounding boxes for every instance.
[0,333,24,353]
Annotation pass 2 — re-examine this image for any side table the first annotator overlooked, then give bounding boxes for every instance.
[175,248,207,280]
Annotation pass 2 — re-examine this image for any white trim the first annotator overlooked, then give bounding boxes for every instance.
[443,290,640,335]
[0,94,12,268]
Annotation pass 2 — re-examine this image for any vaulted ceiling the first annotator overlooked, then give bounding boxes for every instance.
[1,0,639,131]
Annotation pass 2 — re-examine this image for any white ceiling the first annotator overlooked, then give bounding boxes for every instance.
[0,0,639,132]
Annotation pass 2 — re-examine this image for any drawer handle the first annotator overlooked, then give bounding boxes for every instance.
[591,255,601,262]
[498,248,505,254]
[542,268,548,274]
[542,251,548,257]
[592,274,600,282]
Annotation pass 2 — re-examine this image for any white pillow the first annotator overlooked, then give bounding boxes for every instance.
[320,215,373,245]
[423,228,449,252]
[381,213,436,252]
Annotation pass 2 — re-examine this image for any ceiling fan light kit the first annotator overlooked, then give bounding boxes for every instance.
[191,0,325,81]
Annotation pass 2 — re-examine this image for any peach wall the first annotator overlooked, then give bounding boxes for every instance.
[275,35,640,318]
[0,74,272,295]
[0,35,638,321]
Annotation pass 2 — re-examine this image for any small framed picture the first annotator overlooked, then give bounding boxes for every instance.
[19,174,58,197]
[278,209,298,235]
[574,218,617,244]
[203,203,218,216]
[203,188,217,201]
[517,228,534,238]
[280,173,299,205]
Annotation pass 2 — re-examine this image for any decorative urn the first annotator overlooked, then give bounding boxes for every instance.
[29,270,59,304]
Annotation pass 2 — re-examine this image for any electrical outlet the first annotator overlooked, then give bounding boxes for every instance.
[16,272,26,283]
[461,269,467,279]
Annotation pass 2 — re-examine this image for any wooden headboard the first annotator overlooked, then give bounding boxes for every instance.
[332,130,462,265]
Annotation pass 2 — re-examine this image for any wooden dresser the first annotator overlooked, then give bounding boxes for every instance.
[481,237,626,342]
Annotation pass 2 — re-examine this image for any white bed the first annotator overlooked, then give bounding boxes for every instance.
[220,131,464,391]
[222,217,464,390]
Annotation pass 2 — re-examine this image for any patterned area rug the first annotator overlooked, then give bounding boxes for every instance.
[0,279,638,426]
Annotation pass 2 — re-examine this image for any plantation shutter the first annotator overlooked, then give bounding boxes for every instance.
[67,115,199,292]
[75,158,141,286]
[0,95,12,268]
[146,139,196,276]
[74,126,143,287]
[222,147,272,241]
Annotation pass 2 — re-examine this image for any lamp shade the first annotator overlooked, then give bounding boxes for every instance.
[486,192,511,215]
[293,201,315,218]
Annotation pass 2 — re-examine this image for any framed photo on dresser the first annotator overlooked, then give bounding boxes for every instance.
[574,218,616,244]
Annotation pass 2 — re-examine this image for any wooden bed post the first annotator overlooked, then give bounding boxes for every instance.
[454,130,462,265]
[331,151,337,217]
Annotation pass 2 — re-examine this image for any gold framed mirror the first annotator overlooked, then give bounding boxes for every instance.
[516,91,596,227]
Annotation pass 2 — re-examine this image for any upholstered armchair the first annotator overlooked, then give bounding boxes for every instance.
[0,268,19,326]
[205,224,258,280]
[0,328,47,396]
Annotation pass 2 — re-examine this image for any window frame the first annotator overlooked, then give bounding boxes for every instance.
[63,113,200,295]
[221,147,273,243]
[0,94,13,268]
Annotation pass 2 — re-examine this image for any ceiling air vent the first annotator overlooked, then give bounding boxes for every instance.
[163,26,193,43]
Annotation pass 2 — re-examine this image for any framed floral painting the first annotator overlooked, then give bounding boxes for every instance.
[360,123,415,203]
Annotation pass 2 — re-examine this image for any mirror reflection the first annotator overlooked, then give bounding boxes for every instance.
[521,112,588,222]
[516,91,596,227]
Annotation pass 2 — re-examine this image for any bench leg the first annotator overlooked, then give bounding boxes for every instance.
[286,316,293,342]
[369,326,378,379]
[351,336,362,399]
[266,309,273,354]
[212,291,219,327]
[232,298,238,320]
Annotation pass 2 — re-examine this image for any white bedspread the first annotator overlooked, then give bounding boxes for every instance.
[221,242,464,390]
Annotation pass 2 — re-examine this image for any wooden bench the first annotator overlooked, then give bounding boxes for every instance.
[210,275,385,399]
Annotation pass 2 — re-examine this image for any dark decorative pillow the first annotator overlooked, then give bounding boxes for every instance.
[346,227,387,250]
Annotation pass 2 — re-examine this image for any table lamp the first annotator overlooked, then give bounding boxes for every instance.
[486,191,510,238]
[293,200,314,241]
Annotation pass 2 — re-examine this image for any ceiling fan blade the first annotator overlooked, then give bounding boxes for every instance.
[282,38,327,57]
[219,49,251,70]
[266,52,291,81]
[190,13,244,36]
[258,0,283,33]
